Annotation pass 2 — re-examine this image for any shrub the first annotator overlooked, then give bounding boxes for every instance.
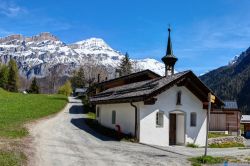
[186,143,199,148]
[87,112,96,119]
[58,80,72,96]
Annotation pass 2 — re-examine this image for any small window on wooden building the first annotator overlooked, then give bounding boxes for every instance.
[176,91,182,105]
[190,112,197,127]
[96,107,100,118]
[112,110,116,124]
[156,111,164,127]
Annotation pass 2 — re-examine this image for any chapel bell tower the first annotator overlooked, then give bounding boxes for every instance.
[161,27,178,76]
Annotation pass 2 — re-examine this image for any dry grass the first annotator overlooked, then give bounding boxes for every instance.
[209,142,245,148]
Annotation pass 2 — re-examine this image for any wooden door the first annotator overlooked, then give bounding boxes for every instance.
[169,114,176,145]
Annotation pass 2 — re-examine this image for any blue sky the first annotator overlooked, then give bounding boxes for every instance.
[0,0,250,75]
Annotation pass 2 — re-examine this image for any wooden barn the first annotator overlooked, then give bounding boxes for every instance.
[209,101,241,135]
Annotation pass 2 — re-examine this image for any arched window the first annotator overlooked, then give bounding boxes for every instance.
[156,111,164,127]
[176,91,182,105]
[112,110,116,124]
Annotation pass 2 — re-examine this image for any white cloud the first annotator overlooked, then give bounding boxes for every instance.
[0,0,27,17]
[183,16,250,50]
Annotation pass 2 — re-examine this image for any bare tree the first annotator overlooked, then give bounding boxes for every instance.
[47,64,65,93]
[19,75,31,91]
[81,59,109,86]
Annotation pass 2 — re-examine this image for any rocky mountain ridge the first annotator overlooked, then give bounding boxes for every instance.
[0,33,165,79]
[0,32,59,43]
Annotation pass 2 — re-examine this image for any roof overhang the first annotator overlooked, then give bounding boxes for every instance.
[90,71,224,106]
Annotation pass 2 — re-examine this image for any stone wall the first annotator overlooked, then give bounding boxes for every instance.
[208,136,246,145]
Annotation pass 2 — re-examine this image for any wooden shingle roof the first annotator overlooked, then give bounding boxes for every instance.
[90,70,224,105]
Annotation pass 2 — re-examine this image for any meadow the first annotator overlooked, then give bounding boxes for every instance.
[0,88,68,165]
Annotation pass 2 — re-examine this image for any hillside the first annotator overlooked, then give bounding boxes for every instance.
[0,33,165,79]
[200,47,250,114]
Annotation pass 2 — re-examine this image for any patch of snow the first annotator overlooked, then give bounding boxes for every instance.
[0,34,165,78]
[228,54,239,65]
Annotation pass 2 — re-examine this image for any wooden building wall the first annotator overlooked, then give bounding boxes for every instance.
[210,114,226,131]
[209,110,240,132]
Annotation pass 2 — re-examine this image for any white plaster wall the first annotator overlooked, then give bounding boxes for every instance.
[96,103,139,135]
[139,103,169,146]
[139,85,207,146]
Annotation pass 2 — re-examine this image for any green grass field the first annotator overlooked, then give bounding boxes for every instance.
[0,88,68,138]
[0,88,68,165]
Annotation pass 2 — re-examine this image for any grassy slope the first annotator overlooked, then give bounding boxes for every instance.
[0,88,68,165]
[0,88,67,138]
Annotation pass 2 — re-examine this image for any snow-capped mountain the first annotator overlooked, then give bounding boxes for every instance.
[0,33,165,78]
[228,54,240,65]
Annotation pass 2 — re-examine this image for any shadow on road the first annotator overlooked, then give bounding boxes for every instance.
[71,118,115,141]
[69,105,84,114]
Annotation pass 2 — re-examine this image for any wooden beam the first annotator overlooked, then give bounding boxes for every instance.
[144,98,157,105]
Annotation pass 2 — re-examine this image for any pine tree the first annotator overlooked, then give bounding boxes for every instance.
[0,64,9,90]
[7,59,19,92]
[70,66,85,89]
[29,77,40,94]
[119,52,132,76]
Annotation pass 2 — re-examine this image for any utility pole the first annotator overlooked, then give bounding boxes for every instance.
[204,92,215,156]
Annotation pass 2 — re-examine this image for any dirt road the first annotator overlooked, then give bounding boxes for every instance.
[29,97,190,166]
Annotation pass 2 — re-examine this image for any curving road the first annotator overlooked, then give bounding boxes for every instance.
[29,97,190,166]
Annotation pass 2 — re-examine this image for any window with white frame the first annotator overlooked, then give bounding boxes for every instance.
[96,107,100,118]
[190,112,197,127]
[156,111,164,127]
[176,91,182,105]
[112,110,116,124]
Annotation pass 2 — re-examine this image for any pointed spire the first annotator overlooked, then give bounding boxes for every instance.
[166,27,174,57]
[161,25,178,76]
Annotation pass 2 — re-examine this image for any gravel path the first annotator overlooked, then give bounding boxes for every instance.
[28,97,190,166]
[28,97,250,166]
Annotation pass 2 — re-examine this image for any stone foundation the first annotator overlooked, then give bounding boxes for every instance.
[208,136,246,145]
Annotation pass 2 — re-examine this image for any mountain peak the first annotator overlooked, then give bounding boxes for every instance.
[75,37,105,44]
[74,37,113,51]
[0,34,24,43]
[0,33,165,80]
